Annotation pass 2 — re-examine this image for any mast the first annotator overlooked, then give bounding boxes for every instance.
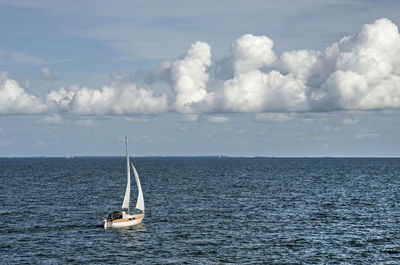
[121,136,131,213]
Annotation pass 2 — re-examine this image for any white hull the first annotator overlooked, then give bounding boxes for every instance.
[104,214,144,229]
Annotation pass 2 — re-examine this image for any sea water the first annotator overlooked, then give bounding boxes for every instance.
[1,157,399,264]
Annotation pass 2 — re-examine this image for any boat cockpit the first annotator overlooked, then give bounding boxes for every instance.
[106,211,123,221]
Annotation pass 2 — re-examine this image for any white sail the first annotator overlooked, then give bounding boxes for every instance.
[131,162,145,211]
[121,137,131,210]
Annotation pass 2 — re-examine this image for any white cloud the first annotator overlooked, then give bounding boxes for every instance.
[207,115,229,123]
[231,34,276,74]
[222,18,400,113]
[41,114,61,125]
[47,82,168,115]
[70,86,116,115]
[310,18,400,111]
[209,34,307,113]
[46,87,75,111]
[255,113,296,122]
[278,49,322,81]
[0,72,47,114]
[2,18,400,118]
[170,41,213,113]
[220,70,309,112]
[125,117,149,123]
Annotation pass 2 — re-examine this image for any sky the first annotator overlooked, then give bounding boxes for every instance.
[1,0,400,157]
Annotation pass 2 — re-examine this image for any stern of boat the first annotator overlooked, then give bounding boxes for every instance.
[103,218,111,229]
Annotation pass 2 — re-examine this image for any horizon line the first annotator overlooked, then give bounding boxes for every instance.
[1,155,400,159]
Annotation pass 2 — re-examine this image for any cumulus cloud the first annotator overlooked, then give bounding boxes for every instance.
[46,87,75,111]
[2,73,168,116]
[0,72,47,114]
[309,18,400,111]
[216,17,400,113]
[170,41,213,113]
[220,70,309,112]
[46,82,168,115]
[231,34,276,74]
[211,34,307,113]
[2,18,400,117]
[278,49,322,81]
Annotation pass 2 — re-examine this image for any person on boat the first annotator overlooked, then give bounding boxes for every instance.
[107,211,122,221]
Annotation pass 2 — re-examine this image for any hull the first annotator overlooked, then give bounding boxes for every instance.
[104,214,144,229]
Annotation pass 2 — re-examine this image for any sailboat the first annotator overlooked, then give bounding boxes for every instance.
[103,137,145,228]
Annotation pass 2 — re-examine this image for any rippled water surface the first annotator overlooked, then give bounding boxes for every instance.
[1,157,400,264]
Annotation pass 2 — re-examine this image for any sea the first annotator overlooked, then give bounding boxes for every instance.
[1,157,399,264]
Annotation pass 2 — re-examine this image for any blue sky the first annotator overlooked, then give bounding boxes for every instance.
[1,0,400,157]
